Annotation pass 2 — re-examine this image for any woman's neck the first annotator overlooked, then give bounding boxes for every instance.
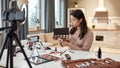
[77,26,80,32]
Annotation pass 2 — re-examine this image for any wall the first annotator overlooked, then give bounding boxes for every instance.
[68,0,98,17]
[105,0,120,16]
[67,0,120,28]
[68,0,120,17]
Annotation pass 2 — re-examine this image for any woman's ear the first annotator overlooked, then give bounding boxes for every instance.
[79,18,83,23]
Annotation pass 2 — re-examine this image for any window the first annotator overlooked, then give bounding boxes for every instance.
[28,0,65,30]
[28,0,40,28]
[55,0,61,28]
[55,0,67,28]
[28,0,45,30]
[40,0,45,29]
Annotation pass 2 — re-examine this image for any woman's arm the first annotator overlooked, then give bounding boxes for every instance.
[69,31,93,51]
[80,31,93,51]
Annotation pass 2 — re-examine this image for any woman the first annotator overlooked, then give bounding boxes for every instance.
[62,9,93,51]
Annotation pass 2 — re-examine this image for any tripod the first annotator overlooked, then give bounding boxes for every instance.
[0,22,32,68]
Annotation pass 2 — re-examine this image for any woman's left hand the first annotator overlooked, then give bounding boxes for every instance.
[61,40,70,46]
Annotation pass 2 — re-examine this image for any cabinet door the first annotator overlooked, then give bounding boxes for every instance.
[67,8,85,28]
[93,31,118,48]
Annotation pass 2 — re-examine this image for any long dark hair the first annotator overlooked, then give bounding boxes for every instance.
[70,9,88,39]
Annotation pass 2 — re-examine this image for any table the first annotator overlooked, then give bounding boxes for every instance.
[0,46,120,68]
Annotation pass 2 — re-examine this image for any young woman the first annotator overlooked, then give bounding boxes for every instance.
[62,9,93,51]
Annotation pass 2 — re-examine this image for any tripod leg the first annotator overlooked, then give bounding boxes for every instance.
[0,34,9,60]
[6,39,10,68]
[9,35,13,68]
[31,44,40,57]
[30,46,35,57]
[13,33,32,68]
[35,47,41,56]
[5,34,13,68]
[39,42,47,53]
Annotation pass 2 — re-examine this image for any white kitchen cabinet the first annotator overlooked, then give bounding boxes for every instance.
[92,30,120,49]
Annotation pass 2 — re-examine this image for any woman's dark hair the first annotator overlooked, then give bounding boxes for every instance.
[70,9,88,39]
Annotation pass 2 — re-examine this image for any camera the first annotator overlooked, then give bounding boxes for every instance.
[2,1,25,23]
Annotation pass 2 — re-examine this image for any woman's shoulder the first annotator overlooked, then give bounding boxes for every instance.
[83,29,93,39]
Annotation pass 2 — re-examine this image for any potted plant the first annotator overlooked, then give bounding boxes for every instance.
[36,19,40,30]
[74,1,78,8]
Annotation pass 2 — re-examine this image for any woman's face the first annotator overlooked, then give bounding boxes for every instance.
[70,15,82,27]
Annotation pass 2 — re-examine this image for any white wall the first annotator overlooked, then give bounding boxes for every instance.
[68,0,120,29]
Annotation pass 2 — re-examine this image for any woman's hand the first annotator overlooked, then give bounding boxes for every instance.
[61,40,70,46]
